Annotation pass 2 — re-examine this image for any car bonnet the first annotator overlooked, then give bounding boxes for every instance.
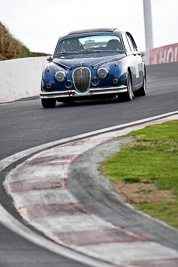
[53,53,126,69]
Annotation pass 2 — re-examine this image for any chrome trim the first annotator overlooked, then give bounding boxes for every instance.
[73,67,91,93]
[40,85,127,99]
[91,77,99,87]
[65,80,73,89]
[55,71,66,82]
[40,91,75,99]
[97,67,108,79]
[89,85,127,94]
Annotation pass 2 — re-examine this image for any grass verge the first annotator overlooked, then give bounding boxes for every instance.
[101,120,178,228]
[0,22,35,60]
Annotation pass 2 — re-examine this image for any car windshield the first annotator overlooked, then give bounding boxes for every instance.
[56,35,124,54]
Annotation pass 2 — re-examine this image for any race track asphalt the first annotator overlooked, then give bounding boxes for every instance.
[0,62,178,266]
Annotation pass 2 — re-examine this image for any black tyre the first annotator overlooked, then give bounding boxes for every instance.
[41,99,56,108]
[118,71,133,102]
[134,76,147,97]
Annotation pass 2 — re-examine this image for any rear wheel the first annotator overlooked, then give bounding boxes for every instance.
[41,98,56,108]
[118,72,133,102]
[134,76,147,97]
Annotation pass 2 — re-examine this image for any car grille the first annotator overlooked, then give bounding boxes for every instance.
[73,67,91,93]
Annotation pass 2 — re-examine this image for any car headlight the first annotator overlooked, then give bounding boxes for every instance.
[55,71,66,82]
[97,68,108,79]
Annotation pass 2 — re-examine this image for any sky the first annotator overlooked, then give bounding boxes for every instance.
[0,0,178,54]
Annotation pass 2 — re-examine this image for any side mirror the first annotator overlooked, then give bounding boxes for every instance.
[46,55,53,62]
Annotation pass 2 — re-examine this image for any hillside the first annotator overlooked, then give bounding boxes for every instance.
[0,22,35,60]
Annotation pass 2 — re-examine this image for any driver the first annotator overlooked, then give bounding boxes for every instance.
[69,39,81,51]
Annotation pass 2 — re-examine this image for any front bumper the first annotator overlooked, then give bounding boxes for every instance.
[40,85,127,99]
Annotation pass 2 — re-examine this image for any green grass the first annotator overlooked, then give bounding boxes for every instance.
[0,22,35,60]
[135,202,178,228]
[101,120,178,228]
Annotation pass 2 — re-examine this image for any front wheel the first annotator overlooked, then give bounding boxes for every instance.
[41,98,56,108]
[118,72,133,102]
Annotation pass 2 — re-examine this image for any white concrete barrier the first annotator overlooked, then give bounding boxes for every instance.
[0,57,47,103]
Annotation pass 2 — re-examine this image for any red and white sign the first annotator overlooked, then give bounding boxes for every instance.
[148,43,178,65]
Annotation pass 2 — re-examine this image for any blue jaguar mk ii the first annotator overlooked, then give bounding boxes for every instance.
[40,28,146,108]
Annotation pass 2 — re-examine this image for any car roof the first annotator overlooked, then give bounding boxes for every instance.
[58,28,124,41]
[68,28,118,35]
